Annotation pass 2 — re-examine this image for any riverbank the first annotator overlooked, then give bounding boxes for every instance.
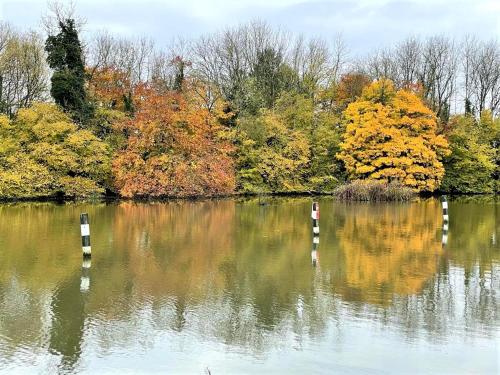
[0,187,497,204]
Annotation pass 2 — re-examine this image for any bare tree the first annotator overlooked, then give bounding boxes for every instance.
[419,36,457,120]
[330,34,349,85]
[469,40,500,114]
[150,38,191,93]
[41,0,86,35]
[461,35,478,113]
[0,29,49,116]
[0,22,12,53]
[86,31,116,80]
[290,36,332,97]
[364,47,398,82]
[394,37,422,88]
[86,33,154,85]
[190,34,225,110]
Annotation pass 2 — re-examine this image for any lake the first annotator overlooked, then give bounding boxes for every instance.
[0,197,498,374]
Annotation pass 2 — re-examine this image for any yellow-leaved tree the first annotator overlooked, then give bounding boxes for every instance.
[337,79,450,192]
[0,103,111,199]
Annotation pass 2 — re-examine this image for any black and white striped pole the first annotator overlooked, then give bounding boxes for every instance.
[441,196,449,223]
[80,213,91,257]
[441,196,449,246]
[80,258,91,292]
[311,202,320,236]
[311,236,319,267]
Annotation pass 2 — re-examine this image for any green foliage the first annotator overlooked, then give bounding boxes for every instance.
[235,112,311,192]
[0,103,111,199]
[235,91,342,193]
[442,113,498,193]
[45,19,93,125]
[250,48,297,109]
[87,107,128,150]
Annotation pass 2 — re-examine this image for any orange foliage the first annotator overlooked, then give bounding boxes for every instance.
[112,85,235,197]
[335,72,371,108]
[88,67,132,110]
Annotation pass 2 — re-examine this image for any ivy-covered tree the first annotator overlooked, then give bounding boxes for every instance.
[45,19,93,125]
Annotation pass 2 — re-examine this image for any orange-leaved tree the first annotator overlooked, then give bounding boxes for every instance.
[337,79,450,192]
[88,67,133,111]
[112,84,235,198]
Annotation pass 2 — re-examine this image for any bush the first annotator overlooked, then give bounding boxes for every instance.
[334,180,415,201]
[0,103,111,200]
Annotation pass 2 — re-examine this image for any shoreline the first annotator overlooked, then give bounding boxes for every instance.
[0,190,497,204]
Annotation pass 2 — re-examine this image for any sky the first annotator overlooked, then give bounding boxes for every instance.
[0,0,499,55]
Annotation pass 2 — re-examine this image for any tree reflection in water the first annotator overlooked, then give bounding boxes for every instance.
[0,198,497,371]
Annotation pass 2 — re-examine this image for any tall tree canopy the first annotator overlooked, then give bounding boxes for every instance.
[45,19,93,125]
[337,79,450,192]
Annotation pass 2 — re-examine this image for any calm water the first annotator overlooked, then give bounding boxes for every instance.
[0,197,498,374]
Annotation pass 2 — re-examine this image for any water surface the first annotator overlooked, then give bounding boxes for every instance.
[0,197,498,373]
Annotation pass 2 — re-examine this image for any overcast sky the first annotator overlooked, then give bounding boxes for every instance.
[0,0,499,55]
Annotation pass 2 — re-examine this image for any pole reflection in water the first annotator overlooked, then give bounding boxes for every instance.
[441,195,449,247]
[49,271,86,373]
[442,221,449,247]
[80,258,91,293]
[311,236,319,267]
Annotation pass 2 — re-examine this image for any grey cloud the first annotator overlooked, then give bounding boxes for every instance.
[1,0,498,54]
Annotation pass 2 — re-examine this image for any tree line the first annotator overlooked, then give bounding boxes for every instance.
[0,8,498,199]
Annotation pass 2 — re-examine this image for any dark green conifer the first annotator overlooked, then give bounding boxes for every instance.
[45,19,93,125]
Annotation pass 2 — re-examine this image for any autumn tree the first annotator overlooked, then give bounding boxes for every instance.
[236,90,342,192]
[337,79,450,192]
[236,110,310,192]
[88,67,131,110]
[319,72,371,113]
[112,85,235,198]
[45,18,93,125]
[0,103,111,199]
[441,112,499,193]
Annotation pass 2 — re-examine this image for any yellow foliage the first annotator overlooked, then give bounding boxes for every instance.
[335,200,443,304]
[337,79,450,192]
[0,103,111,199]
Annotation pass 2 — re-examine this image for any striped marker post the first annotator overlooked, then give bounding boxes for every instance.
[311,202,320,236]
[80,258,91,292]
[311,236,319,267]
[441,196,449,246]
[80,213,91,257]
[441,196,449,223]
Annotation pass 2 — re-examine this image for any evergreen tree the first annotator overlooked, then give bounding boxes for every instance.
[45,19,93,125]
